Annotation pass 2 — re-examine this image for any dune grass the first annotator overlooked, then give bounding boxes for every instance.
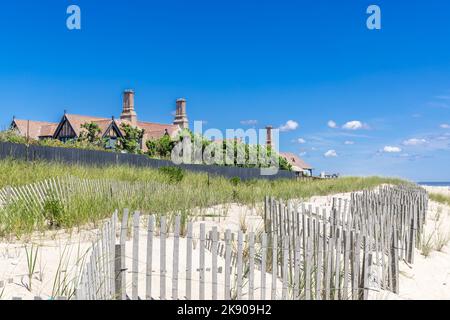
[0,158,408,238]
[429,193,450,207]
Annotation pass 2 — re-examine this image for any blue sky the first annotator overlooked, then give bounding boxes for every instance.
[0,0,449,181]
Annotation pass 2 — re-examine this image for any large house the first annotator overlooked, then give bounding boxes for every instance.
[265,126,313,176]
[10,90,189,151]
[10,90,313,174]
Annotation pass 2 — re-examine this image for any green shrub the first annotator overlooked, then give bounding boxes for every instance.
[159,166,185,183]
[43,197,65,228]
[0,130,28,144]
[230,176,241,186]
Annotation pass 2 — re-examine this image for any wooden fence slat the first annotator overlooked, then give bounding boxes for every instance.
[212,226,218,300]
[236,230,244,300]
[248,232,255,300]
[282,236,288,300]
[132,211,140,300]
[316,228,323,300]
[120,209,129,300]
[294,236,301,300]
[392,221,399,294]
[334,229,341,300]
[353,232,361,300]
[324,238,332,300]
[305,236,312,300]
[225,229,231,300]
[160,216,167,300]
[199,223,206,300]
[101,222,109,300]
[110,211,117,299]
[172,215,180,300]
[362,235,370,300]
[146,215,154,300]
[271,234,277,300]
[261,233,267,300]
[343,229,350,300]
[186,222,193,300]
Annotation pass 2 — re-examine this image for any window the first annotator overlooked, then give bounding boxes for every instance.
[59,137,74,143]
[106,137,117,149]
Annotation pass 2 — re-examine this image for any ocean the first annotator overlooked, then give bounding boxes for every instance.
[418,182,450,187]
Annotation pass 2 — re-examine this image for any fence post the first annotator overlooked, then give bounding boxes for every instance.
[186,222,193,300]
[199,223,206,300]
[114,244,122,300]
[120,209,129,300]
[132,211,140,300]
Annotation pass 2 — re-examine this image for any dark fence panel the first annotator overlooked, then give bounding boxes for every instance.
[0,142,28,161]
[0,142,297,181]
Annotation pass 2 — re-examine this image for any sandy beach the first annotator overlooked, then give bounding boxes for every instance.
[0,186,449,300]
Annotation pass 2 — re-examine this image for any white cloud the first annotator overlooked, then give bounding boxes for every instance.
[403,138,427,146]
[344,140,355,145]
[327,120,337,129]
[240,120,258,126]
[383,146,402,153]
[440,123,450,129]
[297,138,306,144]
[342,120,368,130]
[399,153,410,158]
[279,120,299,132]
[324,149,338,158]
[299,152,307,157]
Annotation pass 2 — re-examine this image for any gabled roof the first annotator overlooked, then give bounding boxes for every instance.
[137,121,180,139]
[13,112,181,143]
[63,114,110,136]
[108,121,177,140]
[279,152,313,171]
[12,119,59,139]
[40,123,59,137]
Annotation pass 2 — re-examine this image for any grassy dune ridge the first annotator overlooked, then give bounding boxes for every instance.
[0,159,408,237]
[430,193,450,206]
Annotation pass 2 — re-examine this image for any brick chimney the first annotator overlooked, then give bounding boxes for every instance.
[266,126,273,148]
[120,89,137,126]
[173,98,189,129]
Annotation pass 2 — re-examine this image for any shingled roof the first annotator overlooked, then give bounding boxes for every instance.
[279,152,313,171]
[63,114,111,136]
[12,119,59,139]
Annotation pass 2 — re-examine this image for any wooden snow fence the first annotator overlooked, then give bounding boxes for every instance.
[0,176,172,212]
[262,185,428,299]
[70,185,427,301]
[74,210,286,300]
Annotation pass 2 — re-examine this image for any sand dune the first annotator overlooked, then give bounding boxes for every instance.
[0,187,449,300]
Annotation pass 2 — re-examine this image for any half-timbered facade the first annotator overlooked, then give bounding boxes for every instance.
[9,90,186,152]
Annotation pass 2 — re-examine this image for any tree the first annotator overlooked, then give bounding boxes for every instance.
[117,123,144,154]
[145,134,175,159]
[79,122,102,145]
[146,139,157,157]
[156,134,174,158]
